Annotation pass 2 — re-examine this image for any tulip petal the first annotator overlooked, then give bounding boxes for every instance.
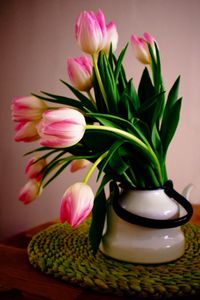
[131,35,151,64]
[19,179,42,204]
[104,21,118,53]
[60,182,94,228]
[75,10,107,54]
[11,96,47,122]
[37,108,86,148]
[25,156,47,180]
[14,121,40,142]
[70,159,90,172]
[67,56,93,91]
[131,32,157,65]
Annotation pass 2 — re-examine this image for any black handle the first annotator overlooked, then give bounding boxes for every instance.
[112,180,193,229]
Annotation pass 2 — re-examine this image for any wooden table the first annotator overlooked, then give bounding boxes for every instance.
[0,205,200,300]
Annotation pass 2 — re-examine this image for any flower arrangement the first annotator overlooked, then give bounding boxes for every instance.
[11,9,182,253]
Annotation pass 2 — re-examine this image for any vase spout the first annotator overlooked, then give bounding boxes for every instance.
[182,184,194,201]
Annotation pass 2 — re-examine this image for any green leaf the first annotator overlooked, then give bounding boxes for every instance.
[98,53,119,114]
[108,43,114,70]
[112,54,127,91]
[160,76,181,155]
[109,147,129,175]
[93,63,107,113]
[86,112,150,145]
[60,80,97,112]
[138,68,166,124]
[89,179,122,255]
[97,52,106,84]
[167,76,180,108]
[138,66,164,129]
[118,79,140,120]
[34,149,67,165]
[32,92,85,111]
[42,154,99,188]
[85,125,159,168]
[139,92,165,131]
[89,177,109,254]
[125,151,161,188]
[138,67,155,105]
[97,140,126,180]
[149,43,162,91]
[109,180,120,206]
[114,43,128,82]
[42,157,73,187]
[82,130,116,152]
[119,92,132,120]
[24,146,57,156]
[130,79,140,111]
[161,76,180,131]
[96,174,113,197]
[138,91,165,114]
[151,93,165,127]
[87,112,131,129]
[161,98,182,157]
[90,114,119,128]
[151,124,163,160]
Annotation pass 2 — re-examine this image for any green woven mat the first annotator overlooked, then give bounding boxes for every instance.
[28,222,200,298]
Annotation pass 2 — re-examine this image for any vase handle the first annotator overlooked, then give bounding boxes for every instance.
[112,180,193,229]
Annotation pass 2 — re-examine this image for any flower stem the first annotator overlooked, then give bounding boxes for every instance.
[83,151,108,184]
[87,90,96,107]
[148,166,161,187]
[85,124,163,185]
[122,172,136,188]
[92,53,109,111]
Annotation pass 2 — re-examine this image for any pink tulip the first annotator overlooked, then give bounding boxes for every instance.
[37,108,86,148]
[104,22,118,53]
[25,157,47,180]
[14,121,40,142]
[143,32,155,46]
[11,96,47,122]
[75,9,107,54]
[70,159,90,172]
[60,182,94,228]
[19,179,42,204]
[131,33,156,64]
[67,56,93,91]
[143,32,157,57]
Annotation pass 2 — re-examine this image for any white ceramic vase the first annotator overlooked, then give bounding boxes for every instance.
[100,187,192,264]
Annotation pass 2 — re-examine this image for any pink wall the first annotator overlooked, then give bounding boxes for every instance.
[1,0,200,239]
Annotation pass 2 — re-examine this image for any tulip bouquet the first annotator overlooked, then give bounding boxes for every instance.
[11,9,182,253]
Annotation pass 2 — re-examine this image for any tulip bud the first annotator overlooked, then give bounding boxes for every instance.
[143,32,155,46]
[70,159,90,173]
[37,108,86,148]
[25,157,47,180]
[19,179,42,204]
[104,22,118,53]
[143,32,157,58]
[67,56,93,91]
[75,9,107,54]
[11,96,47,122]
[60,182,94,228]
[131,33,156,65]
[14,121,40,142]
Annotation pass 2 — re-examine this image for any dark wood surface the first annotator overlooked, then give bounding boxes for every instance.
[0,206,200,300]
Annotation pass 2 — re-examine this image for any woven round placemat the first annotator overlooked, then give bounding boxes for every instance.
[28,222,200,298]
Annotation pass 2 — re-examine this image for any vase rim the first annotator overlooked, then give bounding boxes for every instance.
[121,186,165,192]
[120,180,174,192]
